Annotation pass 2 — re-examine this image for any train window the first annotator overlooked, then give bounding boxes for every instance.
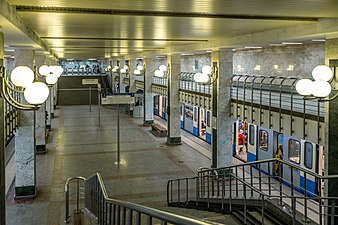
[207,111,210,127]
[194,108,198,122]
[304,142,313,169]
[259,130,268,151]
[249,125,255,146]
[288,139,301,164]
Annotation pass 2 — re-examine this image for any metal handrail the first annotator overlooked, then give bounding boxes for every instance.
[86,172,210,225]
[65,173,212,225]
[200,158,338,179]
[64,176,86,223]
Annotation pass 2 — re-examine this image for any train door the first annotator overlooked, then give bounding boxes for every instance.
[153,95,159,116]
[192,106,199,136]
[205,110,212,144]
[282,134,301,192]
[184,104,194,134]
[199,108,206,141]
[257,127,275,173]
[247,123,257,162]
[233,120,248,162]
[180,104,184,129]
[158,95,163,118]
[162,96,167,120]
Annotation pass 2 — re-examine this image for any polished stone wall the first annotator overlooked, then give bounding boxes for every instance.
[233,43,325,78]
[181,53,212,73]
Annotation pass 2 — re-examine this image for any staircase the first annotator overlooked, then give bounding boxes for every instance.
[167,159,338,225]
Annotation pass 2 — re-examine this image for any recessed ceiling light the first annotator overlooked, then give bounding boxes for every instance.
[244,46,262,49]
[269,44,286,46]
[282,42,303,45]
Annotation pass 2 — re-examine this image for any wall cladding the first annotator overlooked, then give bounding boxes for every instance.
[233,43,325,78]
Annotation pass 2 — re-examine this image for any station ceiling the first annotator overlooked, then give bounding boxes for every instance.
[2,0,338,60]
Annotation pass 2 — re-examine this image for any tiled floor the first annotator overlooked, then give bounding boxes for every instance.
[5,105,240,224]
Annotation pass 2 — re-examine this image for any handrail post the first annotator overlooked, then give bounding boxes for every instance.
[65,183,70,223]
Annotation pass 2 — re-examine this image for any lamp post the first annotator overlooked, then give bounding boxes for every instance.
[0,65,50,224]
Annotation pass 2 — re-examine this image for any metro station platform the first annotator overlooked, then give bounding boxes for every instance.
[5,105,240,225]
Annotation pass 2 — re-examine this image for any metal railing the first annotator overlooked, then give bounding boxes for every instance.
[65,173,213,225]
[64,176,86,223]
[64,68,106,76]
[167,158,338,225]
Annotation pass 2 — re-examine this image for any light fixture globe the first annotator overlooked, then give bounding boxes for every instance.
[10,66,35,87]
[51,66,64,77]
[159,65,167,72]
[134,69,140,75]
[137,65,143,71]
[46,73,58,85]
[24,82,49,105]
[39,65,50,76]
[193,72,209,83]
[112,68,117,72]
[154,69,164,77]
[123,65,129,70]
[312,80,331,97]
[312,65,333,81]
[295,79,313,96]
[202,65,212,75]
[120,68,127,73]
[114,65,119,70]
[107,65,112,69]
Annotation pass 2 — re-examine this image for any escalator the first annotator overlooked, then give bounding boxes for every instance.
[99,75,113,94]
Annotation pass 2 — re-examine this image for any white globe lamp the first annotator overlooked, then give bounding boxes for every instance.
[159,65,167,72]
[202,65,212,75]
[137,65,143,71]
[107,65,112,69]
[123,65,129,70]
[10,66,35,88]
[312,65,333,82]
[46,73,58,85]
[112,68,117,72]
[120,68,127,73]
[193,72,209,83]
[39,65,50,76]
[52,66,64,77]
[24,82,49,105]
[114,65,119,70]
[154,70,164,77]
[134,69,140,75]
[312,80,332,97]
[295,79,313,96]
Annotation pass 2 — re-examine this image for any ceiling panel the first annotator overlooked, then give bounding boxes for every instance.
[9,0,338,17]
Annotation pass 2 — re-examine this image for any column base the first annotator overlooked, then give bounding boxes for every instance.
[143,120,154,127]
[54,105,57,110]
[15,185,36,199]
[46,125,51,130]
[51,113,55,118]
[36,145,47,154]
[166,137,182,146]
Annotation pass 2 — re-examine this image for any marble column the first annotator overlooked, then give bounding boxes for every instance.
[45,57,52,130]
[14,48,37,197]
[212,50,235,168]
[143,57,154,126]
[35,54,47,153]
[119,59,126,93]
[0,27,6,225]
[50,59,55,117]
[324,39,338,223]
[129,58,137,94]
[166,54,182,145]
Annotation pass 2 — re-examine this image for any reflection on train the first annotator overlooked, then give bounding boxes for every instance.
[233,120,324,195]
[153,95,211,144]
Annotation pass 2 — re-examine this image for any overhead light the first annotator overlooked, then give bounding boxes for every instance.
[181,53,194,56]
[206,50,212,53]
[67,58,74,61]
[4,49,14,52]
[282,42,303,45]
[88,58,97,61]
[244,46,262,49]
[269,44,286,46]
[312,39,326,42]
